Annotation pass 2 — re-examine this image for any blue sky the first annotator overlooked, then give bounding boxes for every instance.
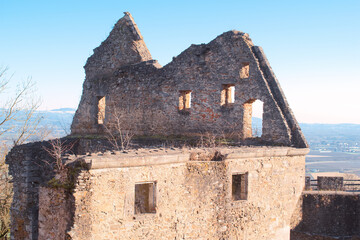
[1,0,359,123]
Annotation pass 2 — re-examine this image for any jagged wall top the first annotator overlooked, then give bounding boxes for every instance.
[84,12,152,80]
[72,12,308,148]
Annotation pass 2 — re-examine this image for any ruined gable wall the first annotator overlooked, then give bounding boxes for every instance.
[71,12,153,135]
[60,147,306,240]
[71,31,296,146]
[158,31,291,143]
[84,12,152,80]
[252,46,307,148]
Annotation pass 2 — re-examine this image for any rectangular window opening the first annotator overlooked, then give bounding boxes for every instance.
[232,173,248,201]
[135,182,156,214]
[179,90,192,110]
[221,84,235,106]
[97,96,106,124]
[240,62,250,78]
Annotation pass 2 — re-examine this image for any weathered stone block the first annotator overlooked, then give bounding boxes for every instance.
[318,177,344,191]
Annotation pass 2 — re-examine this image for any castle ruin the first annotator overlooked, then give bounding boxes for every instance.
[7,12,309,240]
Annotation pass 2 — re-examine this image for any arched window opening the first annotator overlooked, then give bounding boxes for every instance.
[242,99,263,138]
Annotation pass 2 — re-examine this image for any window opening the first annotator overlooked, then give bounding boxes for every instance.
[134,182,156,214]
[232,173,248,201]
[252,100,263,137]
[242,99,263,138]
[179,90,192,110]
[97,96,106,124]
[221,84,235,106]
[240,62,250,78]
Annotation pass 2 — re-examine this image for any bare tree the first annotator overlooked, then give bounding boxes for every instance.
[41,138,78,188]
[0,67,42,239]
[58,114,73,136]
[104,106,134,151]
[0,67,42,145]
[42,139,73,172]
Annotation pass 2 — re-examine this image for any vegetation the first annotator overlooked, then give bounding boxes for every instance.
[103,106,134,151]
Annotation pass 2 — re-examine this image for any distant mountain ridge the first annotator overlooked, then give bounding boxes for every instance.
[48,108,76,112]
[300,122,360,137]
[0,108,75,142]
[253,117,360,151]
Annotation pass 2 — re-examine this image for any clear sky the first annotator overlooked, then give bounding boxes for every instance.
[1,0,359,124]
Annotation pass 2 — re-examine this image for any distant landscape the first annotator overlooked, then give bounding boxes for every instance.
[1,110,359,176]
[0,108,74,144]
[253,118,360,176]
[252,118,360,152]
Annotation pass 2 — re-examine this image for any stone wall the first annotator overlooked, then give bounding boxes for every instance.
[6,141,57,240]
[6,12,310,240]
[37,146,307,240]
[38,187,72,240]
[84,12,152,82]
[5,138,104,240]
[291,192,360,239]
[71,12,307,148]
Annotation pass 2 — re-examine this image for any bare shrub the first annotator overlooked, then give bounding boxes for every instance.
[0,69,42,146]
[195,119,243,148]
[103,106,134,151]
[43,139,76,173]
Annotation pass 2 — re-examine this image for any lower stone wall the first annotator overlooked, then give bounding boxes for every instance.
[291,192,360,239]
[62,149,305,239]
[38,187,73,240]
[6,142,57,240]
[7,143,307,240]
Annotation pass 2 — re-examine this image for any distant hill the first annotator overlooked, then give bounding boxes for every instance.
[0,108,75,142]
[300,123,360,139]
[49,108,76,113]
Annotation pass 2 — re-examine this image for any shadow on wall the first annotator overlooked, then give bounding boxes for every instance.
[290,192,360,239]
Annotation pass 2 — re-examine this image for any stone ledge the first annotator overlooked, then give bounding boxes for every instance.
[302,190,360,196]
[83,147,309,169]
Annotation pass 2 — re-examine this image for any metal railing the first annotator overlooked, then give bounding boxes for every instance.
[344,179,360,192]
[307,178,360,192]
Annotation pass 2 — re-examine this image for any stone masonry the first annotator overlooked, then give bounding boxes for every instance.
[71,12,307,148]
[32,146,306,240]
[291,192,360,239]
[6,12,309,240]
